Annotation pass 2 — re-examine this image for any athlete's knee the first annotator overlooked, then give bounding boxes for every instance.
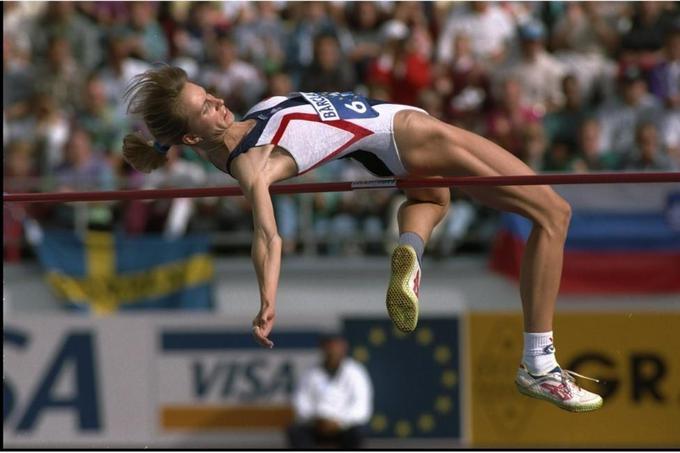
[405,187,450,208]
[540,194,571,239]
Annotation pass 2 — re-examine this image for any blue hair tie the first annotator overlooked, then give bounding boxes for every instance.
[153,140,171,155]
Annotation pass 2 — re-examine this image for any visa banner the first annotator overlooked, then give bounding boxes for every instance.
[490,184,680,293]
[35,229,214,313]
[467,312,680,447]
[3,315,323,448]
[157,330,320,431]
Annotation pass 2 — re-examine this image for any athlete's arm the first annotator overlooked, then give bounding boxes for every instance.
[230,145,286,348]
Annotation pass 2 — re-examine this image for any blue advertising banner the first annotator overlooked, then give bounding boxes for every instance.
[35,229,214,313]
[343,317,462,439]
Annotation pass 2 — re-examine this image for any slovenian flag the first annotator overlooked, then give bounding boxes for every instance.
[490,183,680,293]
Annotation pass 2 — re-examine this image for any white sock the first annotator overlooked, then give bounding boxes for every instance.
[522,331,558,375]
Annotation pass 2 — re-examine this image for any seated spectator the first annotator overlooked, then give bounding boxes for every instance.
[33,35,84,113]
[137,149,208,237]
[98,33,151,122]
[543,74,591,148]
[571,118,621,172]
[30,1,102,73]
[201,34,266,116]
[521,122,549,171]
[6,93,70,175]
[117,2,170,63]
[484,77,541,157]
[4,140,39,262]
[346,1,385,83]
[53,128,115,230]
[3,33,35,124]
[619,2,679,70]
[433,32,490,127]
[75,73,128,161]
[494,21,567,114]
[231,2,288,73]
[300,32,355,93]
[543,140,577,172]
[437,1,516,67]
[549,2,619,104]
[648,25,680,109]
[368,20,431,105]
[623,121,675,171]
[287,333,373,450]
[596,64,664,156]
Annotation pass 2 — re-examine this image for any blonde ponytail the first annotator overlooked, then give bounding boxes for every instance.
[122,65,190,173]
[122,133,168,173]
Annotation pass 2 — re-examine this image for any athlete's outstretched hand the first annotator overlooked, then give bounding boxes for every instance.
[252,306,275,348]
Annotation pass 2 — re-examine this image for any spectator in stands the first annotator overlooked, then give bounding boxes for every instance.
[346,1,385,83]
[521,122,549,171]
[495,20,567,115]
[619,2,679,70]
[433,32,490,127]
[98,33,151,123]
[368,20,432,105]
[232,2,287,73]
[30,1,102,72]
[201,34,266,116]
[543,140,577,172]
[596,64,664,156]
[300,32,355,93]
[648,25,680,109]
[485,77,541,157]
[3,140,39,262]
[119,2,170,63]
[437,1,516,67]
[623,121,675,171]
[176,1,228,65]
[285,1,336,86]
[571,117,622,172]
[139,149,208,237]
[54,128,116,230]
[287,333,373,449]
[549,2,619,106]
[543,74,591,148]
[75,73,128,160]
[33,35,84,113]
[3,32,35,124]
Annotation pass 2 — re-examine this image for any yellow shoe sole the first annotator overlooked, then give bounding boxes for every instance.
[386,245,419,332]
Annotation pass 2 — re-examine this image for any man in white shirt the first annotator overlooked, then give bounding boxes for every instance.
[287,333,373,449]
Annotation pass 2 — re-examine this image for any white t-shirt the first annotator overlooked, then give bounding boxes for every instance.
[292,357,373,429]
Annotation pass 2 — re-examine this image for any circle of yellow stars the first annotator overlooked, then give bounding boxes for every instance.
[353,325,458,438]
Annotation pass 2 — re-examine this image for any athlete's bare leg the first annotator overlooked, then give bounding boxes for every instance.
[397,186,450,243]
[395,111,571,333]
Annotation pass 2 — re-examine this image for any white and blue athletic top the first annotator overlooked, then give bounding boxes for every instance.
[225,92,426,177]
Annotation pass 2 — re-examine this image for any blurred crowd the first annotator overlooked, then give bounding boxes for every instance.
[4,1,680,260]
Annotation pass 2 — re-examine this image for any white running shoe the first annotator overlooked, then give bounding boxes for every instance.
[515,364,604,412]
[386,245,421,332]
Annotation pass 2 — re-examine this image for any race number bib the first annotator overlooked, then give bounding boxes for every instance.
[299,92,379,122]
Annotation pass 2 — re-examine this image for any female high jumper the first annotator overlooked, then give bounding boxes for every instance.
[122,66,602,412]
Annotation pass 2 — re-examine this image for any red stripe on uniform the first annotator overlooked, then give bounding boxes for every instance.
[271,113,374,175]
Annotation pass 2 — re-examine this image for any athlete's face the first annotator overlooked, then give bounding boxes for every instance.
[180,81,234,145]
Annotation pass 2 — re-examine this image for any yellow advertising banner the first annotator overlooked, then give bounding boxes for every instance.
[468,312,680,447]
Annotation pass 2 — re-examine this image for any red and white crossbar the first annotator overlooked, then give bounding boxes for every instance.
[3,172,679,204]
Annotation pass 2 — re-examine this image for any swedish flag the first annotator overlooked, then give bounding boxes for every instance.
[343,317,461,439]
[36,229,214,313]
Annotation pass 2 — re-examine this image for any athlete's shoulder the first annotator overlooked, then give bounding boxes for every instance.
[244,96,289,118]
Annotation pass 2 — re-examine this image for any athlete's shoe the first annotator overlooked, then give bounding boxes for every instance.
[515,363,603,412]
[386,245,421,332]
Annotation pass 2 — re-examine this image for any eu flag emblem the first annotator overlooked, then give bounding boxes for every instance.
[343,317,461,439]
